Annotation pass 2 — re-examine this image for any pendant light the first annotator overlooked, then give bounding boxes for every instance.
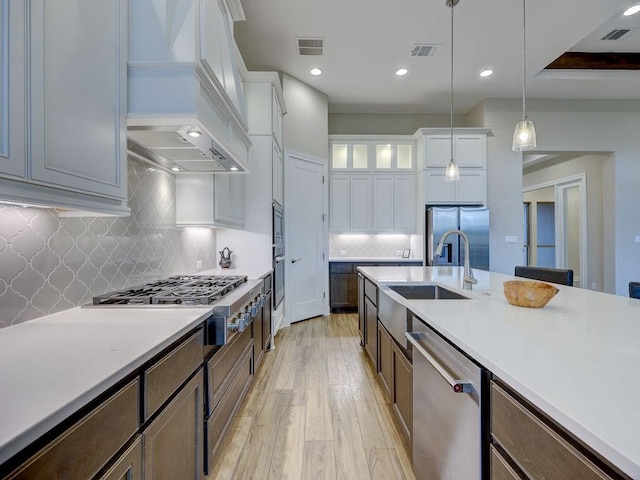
[512,0,537,151]
[445,0,460,182]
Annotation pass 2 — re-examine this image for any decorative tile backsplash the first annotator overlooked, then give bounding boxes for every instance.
[329,233,414,258]
[0,157,217,328]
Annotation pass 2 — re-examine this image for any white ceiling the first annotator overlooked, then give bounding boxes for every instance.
[234,0,640,114]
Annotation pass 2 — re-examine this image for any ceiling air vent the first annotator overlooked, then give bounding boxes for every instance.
[410,44,441,57]
[297,37,324,56]
[601,29,630,40]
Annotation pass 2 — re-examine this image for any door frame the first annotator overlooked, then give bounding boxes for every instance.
[523,173,587,287]
[283,149,329,327]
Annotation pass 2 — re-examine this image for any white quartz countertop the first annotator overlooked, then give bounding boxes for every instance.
[329,257,423,263]
[200,266,273,279]
[358,266,640,479]
[0,305,212,465]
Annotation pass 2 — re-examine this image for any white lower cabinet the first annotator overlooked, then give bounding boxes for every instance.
[330,174,415,233]
[176,173,245,229]
[423,169,485,205]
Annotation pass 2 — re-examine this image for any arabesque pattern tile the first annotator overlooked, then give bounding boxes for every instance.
[0,157,217,328]
[329,234,412,258]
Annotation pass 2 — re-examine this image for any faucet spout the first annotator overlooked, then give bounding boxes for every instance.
[435,229,478,290]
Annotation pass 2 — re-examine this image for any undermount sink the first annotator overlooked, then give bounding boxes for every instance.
[387,284,469,300]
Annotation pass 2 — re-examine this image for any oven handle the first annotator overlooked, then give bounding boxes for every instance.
[406,332,474,394]
[275,255,286,263]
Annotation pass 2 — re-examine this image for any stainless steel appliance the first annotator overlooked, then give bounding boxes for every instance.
[273,202,285,309]
[406,318,487,480]
[92,275,266,346]
[426,206,490,271]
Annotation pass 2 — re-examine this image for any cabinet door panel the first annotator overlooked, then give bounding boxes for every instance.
[372,176,394,231]
[425,136,451,167]
[329,175,350,231]
[96,436,143,480]
[378,322,393,400]
[392,343,412,441]
[456,135,485,167]
[0,1,27,178]
[424,170,455,203]
[144,370,204,480]
[29,0,126,198]
[394,176,415,232]
[364,297,377,367]
[458,171,485,204]
[350,176,371,232]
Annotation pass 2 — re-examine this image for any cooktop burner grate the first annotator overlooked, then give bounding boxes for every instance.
[93,275,248,305]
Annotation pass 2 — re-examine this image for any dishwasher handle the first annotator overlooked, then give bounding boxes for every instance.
[406,332,475,394]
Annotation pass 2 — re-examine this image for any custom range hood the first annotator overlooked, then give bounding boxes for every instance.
[127,0,251,173]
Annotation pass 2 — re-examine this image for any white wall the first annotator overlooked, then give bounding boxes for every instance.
[482,98,640,295]
[282,74,329,161]
[329,113,468,135]
[523,154,608,292]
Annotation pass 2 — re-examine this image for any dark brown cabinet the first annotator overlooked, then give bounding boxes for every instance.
[364,296,378,367]
[392,341,412,441]
[330,261,422,311]
[96,437,143,480]
[378,320,393,399]
[490,380,628,480]
[143,370,204,480]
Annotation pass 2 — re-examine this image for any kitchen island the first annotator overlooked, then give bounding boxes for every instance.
[358,266,640,479]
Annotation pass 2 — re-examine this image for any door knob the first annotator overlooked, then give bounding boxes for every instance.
[291,258,301,263]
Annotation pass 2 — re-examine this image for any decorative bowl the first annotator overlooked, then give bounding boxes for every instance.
[503,280,559,308]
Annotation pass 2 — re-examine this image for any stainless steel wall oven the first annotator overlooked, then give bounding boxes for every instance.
[273,202,285,309]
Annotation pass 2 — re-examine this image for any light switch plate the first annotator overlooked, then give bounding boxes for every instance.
[195,260,203,270]
[505,235,518,244]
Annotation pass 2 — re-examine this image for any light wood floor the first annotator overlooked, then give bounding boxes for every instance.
[207,313,416,480]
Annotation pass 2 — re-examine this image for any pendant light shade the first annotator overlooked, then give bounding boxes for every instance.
[445,158,460,182]
[446,0,460,181]
[512,0,537,152]
[513,119,537,151]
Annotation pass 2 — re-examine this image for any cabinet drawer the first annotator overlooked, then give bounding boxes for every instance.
[207,327,252,415]
[205,343,253,472]
[263,273,273,294]
[144,329,204,420]
[364,278,377,305]
[490,445,520,480]
[491,382,612,480]
[330,262,354,274]
[7,379,139,480]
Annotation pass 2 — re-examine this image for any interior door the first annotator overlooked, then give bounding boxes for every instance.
[285,151,327,324]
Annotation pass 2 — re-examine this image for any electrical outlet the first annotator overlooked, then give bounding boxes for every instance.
[396,250,403,257]
[591,282,597,290]
[339,250,347,256]
[504,235,518,244]
[195,260,203,270]
[635,235,640,244]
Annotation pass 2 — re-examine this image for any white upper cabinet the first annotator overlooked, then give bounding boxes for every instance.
[330,136,415,172]
[0,1,27,178]
[0,0,129,215]
[425,134,486,168]
[329,175,350,232]
[175,173,245,229]
[422,170,486,205]
[350,176,372,232]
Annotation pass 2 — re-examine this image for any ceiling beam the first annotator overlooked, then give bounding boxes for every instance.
[545,52,640,70]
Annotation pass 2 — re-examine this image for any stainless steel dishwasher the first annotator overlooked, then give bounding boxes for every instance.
[406,318,486,480]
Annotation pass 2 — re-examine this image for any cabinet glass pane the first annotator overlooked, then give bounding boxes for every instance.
[376,144,392,169]
[397,144,413,169]
[332,144,348,169]
[352,144,368,169]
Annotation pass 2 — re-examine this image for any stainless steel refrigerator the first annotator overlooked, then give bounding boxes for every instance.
[425,206,490,271]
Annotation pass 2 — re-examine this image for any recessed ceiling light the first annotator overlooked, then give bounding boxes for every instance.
[480,69,494,77]
[230,166,239,171]
[310,68,322,76]
[171,167,181,172]
[395,68,408,76]
[624,4,640,15]
[186,129,202,138]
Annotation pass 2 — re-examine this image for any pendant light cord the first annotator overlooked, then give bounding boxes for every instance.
[450,2,454,160]
[521,0,527,121]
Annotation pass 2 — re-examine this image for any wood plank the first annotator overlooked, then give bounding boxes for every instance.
[303,441,337,480]
[355,401,395,450]
[268,404,306,480]
[546,51,640,70]
[367,449,405,480]
[331,385,371,480]
[206,416,254,480]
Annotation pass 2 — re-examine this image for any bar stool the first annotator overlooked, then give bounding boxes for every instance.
[514,266,574,286]
[630,282,640,299]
